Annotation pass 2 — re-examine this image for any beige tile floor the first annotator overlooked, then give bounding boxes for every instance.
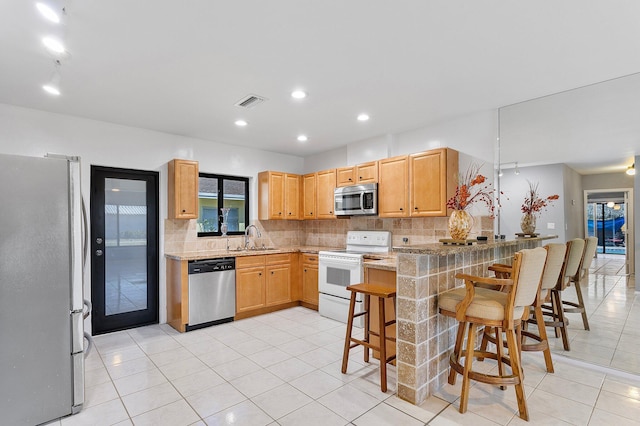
[48,255,640,426]
[548,255,640,374]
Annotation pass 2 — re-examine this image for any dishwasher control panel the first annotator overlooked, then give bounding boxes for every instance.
[188,258,235,274]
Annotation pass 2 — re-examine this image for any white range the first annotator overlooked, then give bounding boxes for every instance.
[318,230,392,326]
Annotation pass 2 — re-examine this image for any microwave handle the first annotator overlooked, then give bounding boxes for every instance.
[360,192,365,209]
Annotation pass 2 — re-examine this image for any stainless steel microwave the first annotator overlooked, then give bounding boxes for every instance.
[334,183,377,216]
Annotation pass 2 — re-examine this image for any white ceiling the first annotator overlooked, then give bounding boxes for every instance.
[2,1,640,165]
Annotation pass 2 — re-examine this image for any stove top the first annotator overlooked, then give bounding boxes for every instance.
[319,231,392,258]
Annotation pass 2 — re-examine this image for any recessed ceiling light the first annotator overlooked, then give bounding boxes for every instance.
[357,113,370,121]
[36,3,61,23]
[42,84,60,95]
[42,37,65,53]
[291,90,307,99]
[297,135,308,142]
[234,120,248,127]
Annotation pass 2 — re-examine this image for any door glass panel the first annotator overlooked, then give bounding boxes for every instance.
[588,202,626,255]
[104,178,148,315]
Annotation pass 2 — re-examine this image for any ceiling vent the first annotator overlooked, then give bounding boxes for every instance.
[234,94,268,109]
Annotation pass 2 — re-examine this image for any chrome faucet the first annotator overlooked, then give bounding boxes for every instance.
[244,224,261,249]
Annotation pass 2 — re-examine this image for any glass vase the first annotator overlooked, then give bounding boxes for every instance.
[220,207,231,236]
[520,213,537,234]
[448,210,473,240]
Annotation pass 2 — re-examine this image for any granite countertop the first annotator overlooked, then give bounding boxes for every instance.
[363,254,397,271]
[392,235,558,255]
[165,246,343,261]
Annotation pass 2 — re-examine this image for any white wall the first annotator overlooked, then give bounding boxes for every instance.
[582,171,635,190]
[0,103,304,332]
[303,109,497,172]
[563,165,584,240]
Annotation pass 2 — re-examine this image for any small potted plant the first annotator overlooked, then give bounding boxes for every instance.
[520,181,559,234]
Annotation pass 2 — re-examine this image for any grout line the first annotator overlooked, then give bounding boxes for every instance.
[552,351,640,382]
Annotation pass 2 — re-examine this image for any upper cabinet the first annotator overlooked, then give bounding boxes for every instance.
[258,171,301,220]
[378,156,409,217]
[356,161,378,184]
[168,159,198,220]
[336,167,356,187]
[303,173,317,219]
[316,168,336,219]
[410,148,458,217]
[335,161,379,187]
[378,148,458,218]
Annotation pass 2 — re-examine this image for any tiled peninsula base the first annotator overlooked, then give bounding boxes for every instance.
[393,237,556,405]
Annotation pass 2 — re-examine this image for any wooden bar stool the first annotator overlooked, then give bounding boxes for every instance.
[341,282,397,392]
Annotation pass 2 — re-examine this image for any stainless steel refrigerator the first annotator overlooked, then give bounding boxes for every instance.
[0,153,89,425]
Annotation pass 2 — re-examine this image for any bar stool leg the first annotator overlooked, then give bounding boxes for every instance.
[363,294,370,363]
[341,291,358,374]
[378,296,387,393]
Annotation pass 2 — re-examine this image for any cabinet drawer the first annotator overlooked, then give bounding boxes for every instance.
[302,253,318,264]
[266,253,290,265]
[236,255,266,268]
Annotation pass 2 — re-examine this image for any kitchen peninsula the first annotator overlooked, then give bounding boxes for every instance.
[392,236,556,405]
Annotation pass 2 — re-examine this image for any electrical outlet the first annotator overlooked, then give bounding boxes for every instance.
[547,222,555,229]
[402,237,409,243]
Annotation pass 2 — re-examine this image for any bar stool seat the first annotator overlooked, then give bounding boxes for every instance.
[341,282,397,392]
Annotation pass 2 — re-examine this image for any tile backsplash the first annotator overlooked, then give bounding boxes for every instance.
[164,215,494,253]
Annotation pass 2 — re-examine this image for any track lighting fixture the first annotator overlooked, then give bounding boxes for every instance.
[42,59,62,96]
[626,164,635,176]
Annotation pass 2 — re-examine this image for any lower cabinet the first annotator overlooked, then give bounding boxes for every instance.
[235,253,294,319]
[301,254,319,309]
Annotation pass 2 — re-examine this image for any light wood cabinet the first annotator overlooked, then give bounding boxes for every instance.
[356,161,378,184]
[336,161,379,187]
[166,258,189,332]
[168,159,198,220]
[301,254,319,308]
[336,166,356,187]
[316,168,336,219]
[378,156,409,217]
[235,256,266,314]
[266,264,291,306]
[236,266,266,313]
[302,173,317,219]
[409,148,458,217]
[235,253,293,317]
[258,171,301,220]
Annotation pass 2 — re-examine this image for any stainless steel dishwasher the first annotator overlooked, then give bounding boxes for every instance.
[187,257,236,331]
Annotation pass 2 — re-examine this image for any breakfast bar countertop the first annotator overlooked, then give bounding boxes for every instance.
[392,234,558,255]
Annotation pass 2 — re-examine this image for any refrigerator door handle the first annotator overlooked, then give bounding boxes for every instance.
[81,198,88,273]
[83,298,92,320]
[83,332,93,359]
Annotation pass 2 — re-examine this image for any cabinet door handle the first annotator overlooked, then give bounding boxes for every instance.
[348,178,352,181]
[278,212,282,215]
[359,176,363,179]
[414,206,418,210]
[271,271,274,275]
[304,269,307,272]
[258,272,262,276]
[399,207,403,211]
[182,209,186,213]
